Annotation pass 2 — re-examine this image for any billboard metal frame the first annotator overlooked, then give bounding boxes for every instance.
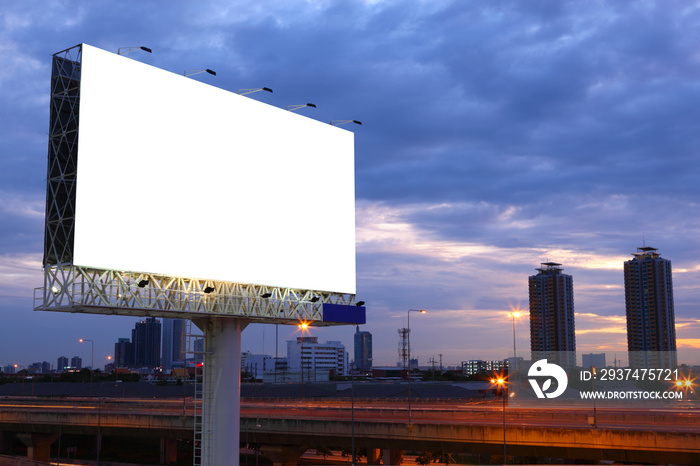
[35,44,361,324]
[37,44,364,466]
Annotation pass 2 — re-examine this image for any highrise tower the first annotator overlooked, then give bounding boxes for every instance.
[353,325,372,372]
[624,246,677,368]
[162,318,186,370]
[529,262,576,367]
[132,317,161,368]
[114,337,134,367]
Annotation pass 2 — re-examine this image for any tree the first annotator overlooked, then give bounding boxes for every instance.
[315,446,333,463]
[416,451,433,465]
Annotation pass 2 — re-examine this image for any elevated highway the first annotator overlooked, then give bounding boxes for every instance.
[1,397,699,464]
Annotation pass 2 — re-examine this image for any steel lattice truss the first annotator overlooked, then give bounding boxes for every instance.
[44,45,81,267]
[35,263,354,324]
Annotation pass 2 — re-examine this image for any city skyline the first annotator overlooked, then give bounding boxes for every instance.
[1,2,700,369]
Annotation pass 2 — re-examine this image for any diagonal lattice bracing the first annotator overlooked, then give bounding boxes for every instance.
[35,263,357,325]
[44,44,82,267]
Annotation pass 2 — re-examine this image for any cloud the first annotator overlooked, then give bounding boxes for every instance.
[1,0,700,367]
[678,339,700,349]
[0,191,44,256]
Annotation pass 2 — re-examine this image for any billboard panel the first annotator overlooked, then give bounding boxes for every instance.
[73,44,356,294]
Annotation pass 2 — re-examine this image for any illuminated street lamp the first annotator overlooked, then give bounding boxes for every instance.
[79,338,94,385]
[117,46,152,55]
[673,374,696,400]
[407,309,426,425]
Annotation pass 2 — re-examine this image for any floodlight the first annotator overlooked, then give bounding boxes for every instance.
[356,301,365,306]
[310,296,320,303]
[330,120,362,126]
[287,103,317,112]
[238,87,273,96]
[118,46,152,55]
[137,279,149,288]
[262,293,272,298]
[204,286,215,294]
[184,69,217,77]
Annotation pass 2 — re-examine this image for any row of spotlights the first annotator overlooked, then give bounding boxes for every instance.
[115,47,361,126]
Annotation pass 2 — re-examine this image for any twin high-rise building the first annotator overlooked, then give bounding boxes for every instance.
[623,246,677,367]
[527,247,677,368]
[528,262,576,367]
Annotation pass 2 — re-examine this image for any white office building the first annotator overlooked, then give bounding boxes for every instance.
[241,351,272,381]
[287,337,348,380]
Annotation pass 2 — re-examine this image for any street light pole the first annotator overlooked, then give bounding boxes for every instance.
[275,324,278,383]
[507,311,521,372]
[503,386,506,462]
[490,377,508,464]
[407,309,426,425]
[97,380,122,465]
[79,339,94,385]
[351,371,355,465]
[298,323,309,386]
[591,366,597,428]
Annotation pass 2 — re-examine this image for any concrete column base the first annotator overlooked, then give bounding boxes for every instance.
[382,448,403,465]
[0,431,15,455]
[262,445,307,466]
[160,437,178,464]
[367,447,381,464]
[195,317,249,466]
[17,433,59,463]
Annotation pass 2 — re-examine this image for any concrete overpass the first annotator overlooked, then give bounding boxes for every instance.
[1,397,699,464]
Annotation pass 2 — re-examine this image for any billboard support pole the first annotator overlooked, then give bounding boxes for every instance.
[195,317,249,466]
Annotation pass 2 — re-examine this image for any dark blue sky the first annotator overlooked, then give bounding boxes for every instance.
[1,1,699,369]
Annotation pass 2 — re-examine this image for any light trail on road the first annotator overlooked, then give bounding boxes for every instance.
[2,396,698,433]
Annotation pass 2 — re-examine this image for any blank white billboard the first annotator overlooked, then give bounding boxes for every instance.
[74,44,356,294]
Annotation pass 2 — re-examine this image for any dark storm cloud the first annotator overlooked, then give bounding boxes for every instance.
[2,0,700,365]
[331,1,700,208]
